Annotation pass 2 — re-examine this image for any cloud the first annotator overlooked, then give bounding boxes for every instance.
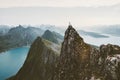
[0,0,120,8]
[0,6,120,27]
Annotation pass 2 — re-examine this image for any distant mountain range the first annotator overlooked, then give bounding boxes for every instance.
[0,25,10,36]
[0,25,63,53]
[37,25,65,35]
[82,25,120,37]
[78,30,109,38]
[0,24,120,52]
[91,25,120,37]
[42,30,63,44]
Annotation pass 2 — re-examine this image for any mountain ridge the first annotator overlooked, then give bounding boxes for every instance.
[0,25,63,53]
[8,25,120,80]
[8,37,60,80]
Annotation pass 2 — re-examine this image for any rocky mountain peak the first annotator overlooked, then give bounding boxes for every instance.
[61,24,90,61]
[54,25,120,80]
[8,25,120,80]
[8,37,59,80]
[18,25,23,28]
[64,24,83,41]
[42,30,58,44]
[55,25,92,80]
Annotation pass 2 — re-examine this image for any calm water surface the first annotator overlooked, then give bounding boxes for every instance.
[0,46,29,80]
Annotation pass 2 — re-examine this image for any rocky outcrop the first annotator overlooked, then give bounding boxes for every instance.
[98,44,120,80]
[54,25,120,80]
[9,24,120,80]
[8,37,60,80]
[54,25,93,80]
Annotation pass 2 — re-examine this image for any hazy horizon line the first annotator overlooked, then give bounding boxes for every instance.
[1,23,120,27]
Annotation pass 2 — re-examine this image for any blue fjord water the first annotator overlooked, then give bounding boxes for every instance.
[0,47,30,80]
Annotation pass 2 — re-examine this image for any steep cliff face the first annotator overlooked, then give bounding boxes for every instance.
[54,25,120,80]
[9,25,120,80]
[9,37,60,80]
[54,25,93,80]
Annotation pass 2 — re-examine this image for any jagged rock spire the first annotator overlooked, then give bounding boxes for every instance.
[62,24,83,57]
[55,24,92,80]
[64,23,83,42]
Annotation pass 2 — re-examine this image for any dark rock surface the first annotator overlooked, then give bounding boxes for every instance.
[54,25,92,80]
[9,25,120,80]
[8,37,60,80]
[54,25,120,80]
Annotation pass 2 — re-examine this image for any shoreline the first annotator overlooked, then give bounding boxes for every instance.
[0,45,30,54]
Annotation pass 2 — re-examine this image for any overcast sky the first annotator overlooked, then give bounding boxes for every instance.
[0,0,120,8]
[0,0,120,28]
